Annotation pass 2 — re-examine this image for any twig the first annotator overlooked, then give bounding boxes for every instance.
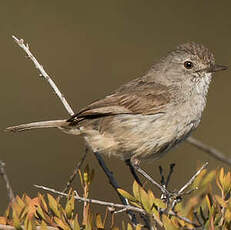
[168,210,201,228]
[0,161,15,202]
[58,151,87,201]
[12,35,74,116]
[134,165,169,195]
[178,162,208,195]
[170,162,208,210]
[34,184,144,214]
[187,136,231,166]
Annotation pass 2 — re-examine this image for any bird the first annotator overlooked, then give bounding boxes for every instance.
[6,42,227,185]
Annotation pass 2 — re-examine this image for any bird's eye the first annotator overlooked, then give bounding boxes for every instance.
[184,61,194,69]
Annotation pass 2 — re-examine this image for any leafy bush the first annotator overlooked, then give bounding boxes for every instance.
[1,166,231,230]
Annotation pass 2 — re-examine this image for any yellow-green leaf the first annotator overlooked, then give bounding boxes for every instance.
[135,224,142,230]
[215,195,226,207]
[133,181,141,202]
[117,189,136,202]
[38,193,48,213]
[127,223,133,230]
[40,221,48,230]
[65,193,74,219]
[162,214,178,230]
[73,214,80,230]
[47,194,60,218]
[139,186,151,212]
[12,210,22,230]
[225,209,231,222]
[54,216,71,230]
[95,213,104,228]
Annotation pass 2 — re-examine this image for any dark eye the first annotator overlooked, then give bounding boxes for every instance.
[184,61,194,69]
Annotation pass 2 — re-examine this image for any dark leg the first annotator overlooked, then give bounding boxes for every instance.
[125,159,143,187]
[159,163,175,188]
[93,152,138,225]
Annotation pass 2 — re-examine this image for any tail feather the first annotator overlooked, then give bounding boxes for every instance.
[5,120,67,132]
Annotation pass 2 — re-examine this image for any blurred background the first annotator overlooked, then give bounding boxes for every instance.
[0,0,230,221]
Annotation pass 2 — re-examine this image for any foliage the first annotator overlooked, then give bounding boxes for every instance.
[1,166,231,229]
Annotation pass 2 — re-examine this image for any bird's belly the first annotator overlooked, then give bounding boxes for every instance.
[80,112,198,161]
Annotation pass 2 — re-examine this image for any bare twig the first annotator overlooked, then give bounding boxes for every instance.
[170,162,208,210]
[58,151,87,201]
[0,161,15,203]
[34,184,144,214]
[168,210,201,228]
[178,162,208,195]
[12,35,74,116]
[134,165,169,195]
[187,136,231,166]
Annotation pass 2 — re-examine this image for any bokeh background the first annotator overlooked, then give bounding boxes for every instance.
[0,0,230,221]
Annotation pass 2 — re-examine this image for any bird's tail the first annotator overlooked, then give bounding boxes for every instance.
[5,120,68,132]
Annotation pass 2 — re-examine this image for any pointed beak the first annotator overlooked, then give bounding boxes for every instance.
[207,64,228,73]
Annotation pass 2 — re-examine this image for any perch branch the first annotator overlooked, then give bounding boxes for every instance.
[0,161,15,202]
[187,137,231,166]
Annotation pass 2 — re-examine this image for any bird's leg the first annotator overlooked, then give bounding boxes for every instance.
[125,159,143,187]
[158,163,176,189]
[93,152,138,225]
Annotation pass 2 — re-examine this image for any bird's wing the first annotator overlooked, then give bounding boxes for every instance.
[68,82,171,124]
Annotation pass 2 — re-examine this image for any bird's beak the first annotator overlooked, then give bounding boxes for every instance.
[206,64,228,73]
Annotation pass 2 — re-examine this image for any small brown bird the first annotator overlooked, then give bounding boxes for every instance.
[6,42,227,182]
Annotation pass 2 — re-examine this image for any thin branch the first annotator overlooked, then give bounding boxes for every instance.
[170,162,208,210]
[187,136,231,166]
[34,184,145,214]
[134,165,169,195]
[12,35,74,116]
[168,210,201,228]
[58,151,87,201]
[0,161,15,203]
[178,162,208,195]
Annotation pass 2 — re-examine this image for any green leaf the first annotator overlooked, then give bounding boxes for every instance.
[65,193,74,219]
[162,214,179,230]
[117,188,136,202]
[47,194,60,218]
[133,181,141,202]
[139,187,151,212]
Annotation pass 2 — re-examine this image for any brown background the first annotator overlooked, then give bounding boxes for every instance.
[0,0,230,220]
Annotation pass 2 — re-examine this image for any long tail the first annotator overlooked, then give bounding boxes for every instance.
[5,120,68,132]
